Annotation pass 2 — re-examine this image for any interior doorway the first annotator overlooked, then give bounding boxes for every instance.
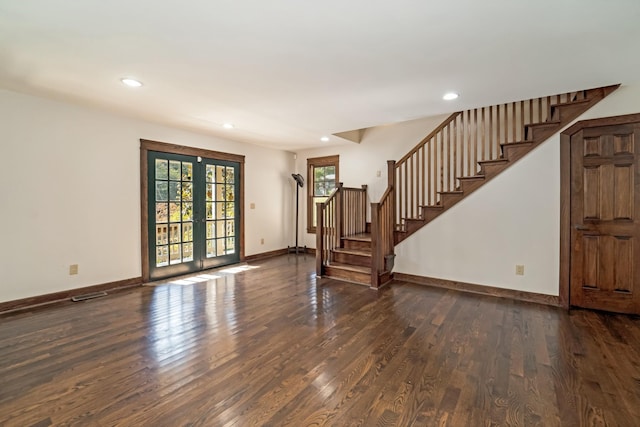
[560,114,640,314]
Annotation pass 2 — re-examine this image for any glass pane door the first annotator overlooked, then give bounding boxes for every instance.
[202,160,240,270]
[148,152,240,280]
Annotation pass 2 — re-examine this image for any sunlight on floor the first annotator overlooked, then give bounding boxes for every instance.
[149,264,261,287]
[218,265,260,274]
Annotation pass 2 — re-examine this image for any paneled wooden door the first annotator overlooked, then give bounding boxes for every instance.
[148,151,240,281]
[570,123,640,314]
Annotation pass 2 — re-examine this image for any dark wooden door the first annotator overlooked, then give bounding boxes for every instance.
[570,123,640,314]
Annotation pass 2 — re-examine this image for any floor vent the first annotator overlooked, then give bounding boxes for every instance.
[71,291,108,302]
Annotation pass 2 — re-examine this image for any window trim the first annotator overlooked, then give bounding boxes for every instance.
[306,155,339,234]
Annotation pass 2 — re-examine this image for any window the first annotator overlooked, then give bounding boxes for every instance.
[307,155,339,233]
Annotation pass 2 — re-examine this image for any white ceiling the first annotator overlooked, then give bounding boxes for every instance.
[1,0,639,151]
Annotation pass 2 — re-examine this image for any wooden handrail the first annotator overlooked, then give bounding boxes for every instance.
[396,112,462,165]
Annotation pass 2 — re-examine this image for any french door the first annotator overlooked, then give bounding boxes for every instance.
[147,150,240,280]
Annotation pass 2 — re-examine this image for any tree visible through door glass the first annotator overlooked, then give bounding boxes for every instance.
[155,159,194,267]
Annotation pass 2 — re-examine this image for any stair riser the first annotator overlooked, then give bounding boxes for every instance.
[343,240,371,251]
[550,103,588,122]
[332,251,371,267]
[458,179,484,194]
[501,144,532,161]
[421,207,444,222]
[525,125,558,141]
[405,219,425,234]
[480,163,509,177]
[324,266,370,286]
[439,193,464,208]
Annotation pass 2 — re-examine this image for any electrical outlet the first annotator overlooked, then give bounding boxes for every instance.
[376,170,382,177]
[260,238,264,245]
[515,265,525,276]
[69,264,79,275]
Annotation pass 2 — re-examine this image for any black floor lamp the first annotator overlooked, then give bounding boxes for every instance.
[288,173,306,255]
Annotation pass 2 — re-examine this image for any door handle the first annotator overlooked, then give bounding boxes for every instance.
[575,224,589,231]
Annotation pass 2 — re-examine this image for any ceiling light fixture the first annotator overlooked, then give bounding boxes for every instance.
[121,78,143,88]
[320,136,329,142]
[443,92,459,100]
[223,123,234,129]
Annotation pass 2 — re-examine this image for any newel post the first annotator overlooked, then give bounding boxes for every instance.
[336,182,344,246]
[361,184,368,232]
[370,202,380,289]
[387,160,396,238]
[316,203,324,277]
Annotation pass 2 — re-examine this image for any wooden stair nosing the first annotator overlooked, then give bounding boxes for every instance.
[326,262,370,274]
[500,141,534,149]
[525,120,561,130]
[342,233,372,242]
[478,157,508,166]
[332,248,372,257]
[323,262,372,286]
[457,175,485,182]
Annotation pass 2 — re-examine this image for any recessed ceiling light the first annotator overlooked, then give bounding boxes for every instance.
[223,123,234,129]
[443,92,459,100]
[320,136,329,142]
[121,78,143,88]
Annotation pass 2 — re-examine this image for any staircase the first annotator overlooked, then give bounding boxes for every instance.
[316,84,619,288]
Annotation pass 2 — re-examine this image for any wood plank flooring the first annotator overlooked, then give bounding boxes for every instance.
[1,255,639,426]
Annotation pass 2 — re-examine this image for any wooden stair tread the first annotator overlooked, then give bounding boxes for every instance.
[500,141,534,147]
[326,263,370,273]
[421,204,444,210]
[438,190,463,195]
[332,248,371,257]
[478,158,508,165]
[457,175,485,181]
[342,233,371,242]
[527,120,561,128]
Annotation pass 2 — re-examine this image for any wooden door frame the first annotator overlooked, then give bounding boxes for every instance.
[559,113,640,309]
[140,139,245,283]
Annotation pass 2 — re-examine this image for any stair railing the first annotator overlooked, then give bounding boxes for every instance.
[392,91,584,230]
[316,183,368,277]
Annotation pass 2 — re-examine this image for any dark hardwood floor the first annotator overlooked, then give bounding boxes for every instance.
[1,255,639,426]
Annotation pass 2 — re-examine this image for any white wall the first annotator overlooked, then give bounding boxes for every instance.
[297,84,640,295]
[0,90,294,303]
